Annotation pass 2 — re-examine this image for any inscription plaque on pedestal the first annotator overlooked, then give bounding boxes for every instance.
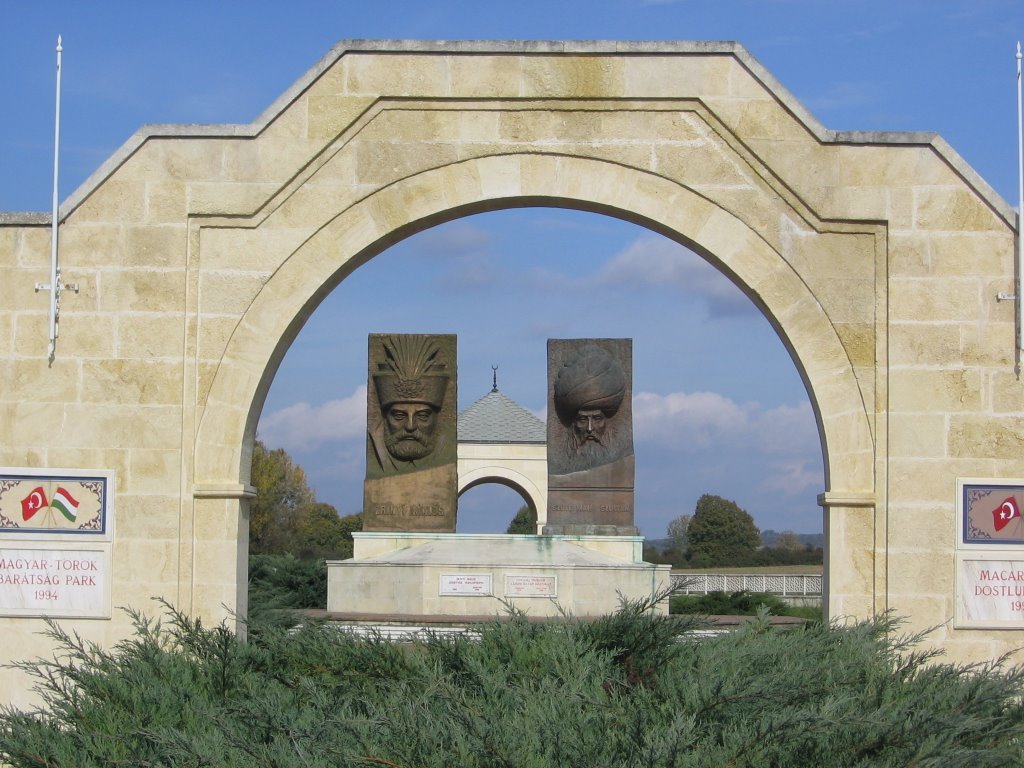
[0,548,110,618]
[440,574,492,595]
[546,339,635,535]
[363,334,458,532]
[505,574,557,597]
[956,556,1024,628]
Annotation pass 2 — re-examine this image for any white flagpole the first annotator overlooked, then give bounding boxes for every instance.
[1017,42,1023,360]
[47,35,63,362]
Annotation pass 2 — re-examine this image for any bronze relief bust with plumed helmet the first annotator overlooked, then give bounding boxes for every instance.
[363,333,458,532]
[370,335,451,470]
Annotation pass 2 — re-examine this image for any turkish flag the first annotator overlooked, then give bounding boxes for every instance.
[993,497,1022,532]
[21,486,48,521]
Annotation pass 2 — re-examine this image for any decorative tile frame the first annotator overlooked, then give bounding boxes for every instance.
[0,468,114,542]
[958,478,1024,547]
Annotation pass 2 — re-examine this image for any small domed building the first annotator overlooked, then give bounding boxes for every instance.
[457,377,547,532]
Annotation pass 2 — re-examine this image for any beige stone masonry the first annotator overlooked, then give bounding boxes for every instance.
[1,41,1022,703]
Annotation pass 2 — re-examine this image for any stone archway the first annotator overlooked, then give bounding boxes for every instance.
[4,42,1020,682]
[194,151,877,618]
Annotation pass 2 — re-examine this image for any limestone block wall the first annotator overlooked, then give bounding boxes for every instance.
[1,41,1021,705]
[353,531,644,563]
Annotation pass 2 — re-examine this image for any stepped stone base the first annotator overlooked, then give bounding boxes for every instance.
[327,532,671,618]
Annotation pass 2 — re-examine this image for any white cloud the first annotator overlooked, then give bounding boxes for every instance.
[752,401,819,455]
[807,81,879,111]
[523,266,575,293]
[633,390,819,465]
[594,235,756,316]
[633,389,752,447]
[438,252,504,289]
[409,222,506,290]
[415,221,491,257]
[474,233,757,317]
[632,389,823,527]
[258,385,367,452]
[758,459,821,498]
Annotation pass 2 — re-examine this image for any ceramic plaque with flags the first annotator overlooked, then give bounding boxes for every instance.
[0,470,110,538]
[955,479,1024,629]
[0,469,113,618]
[961,481,1024,544]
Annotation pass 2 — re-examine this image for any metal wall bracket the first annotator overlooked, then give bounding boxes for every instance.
[34,268,79,362]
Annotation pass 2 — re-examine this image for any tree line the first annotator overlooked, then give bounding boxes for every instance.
[643,493,823,569]
[249,440,361,559]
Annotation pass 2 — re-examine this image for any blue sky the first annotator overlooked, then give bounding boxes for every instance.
[4,1,1023,537]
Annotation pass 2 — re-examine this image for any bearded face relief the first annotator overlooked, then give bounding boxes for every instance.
[365,333,457,477]
[384,402,439,460]
[573,408,607,446]
[548,339,633,477]
[568,407,614,466]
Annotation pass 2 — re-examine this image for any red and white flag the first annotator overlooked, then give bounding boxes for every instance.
[20,486,48,521]
[993,497,1022,532]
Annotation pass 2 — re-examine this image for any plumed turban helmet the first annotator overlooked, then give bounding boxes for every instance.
[373,335,449,410]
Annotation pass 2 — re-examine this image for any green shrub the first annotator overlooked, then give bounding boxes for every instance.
[2,598,1023,767]
[248,553,325,625]
[670,589,804,617]
[777,603,823,621]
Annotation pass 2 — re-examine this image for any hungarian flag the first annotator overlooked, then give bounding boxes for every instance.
[50,486,79,523]
[20,486,48,521]
[993,496,1022,532]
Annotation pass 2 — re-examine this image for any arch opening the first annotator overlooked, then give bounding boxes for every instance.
[457,481,536,534]
[252,204,829,545]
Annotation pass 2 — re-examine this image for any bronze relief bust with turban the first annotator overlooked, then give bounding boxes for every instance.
[548,339,635,479]
[546,338,635,533]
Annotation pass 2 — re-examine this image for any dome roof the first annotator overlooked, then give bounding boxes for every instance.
[458,388,545,444]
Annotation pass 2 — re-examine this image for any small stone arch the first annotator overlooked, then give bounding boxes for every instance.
[455,385,549,532]
[457,459,548,532]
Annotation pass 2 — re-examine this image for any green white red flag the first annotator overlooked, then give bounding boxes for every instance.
[50,486,79,522]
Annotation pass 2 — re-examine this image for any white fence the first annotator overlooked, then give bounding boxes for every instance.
[670,572,822,597]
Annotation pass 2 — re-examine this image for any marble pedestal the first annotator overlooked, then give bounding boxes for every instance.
[326,532,671,619]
